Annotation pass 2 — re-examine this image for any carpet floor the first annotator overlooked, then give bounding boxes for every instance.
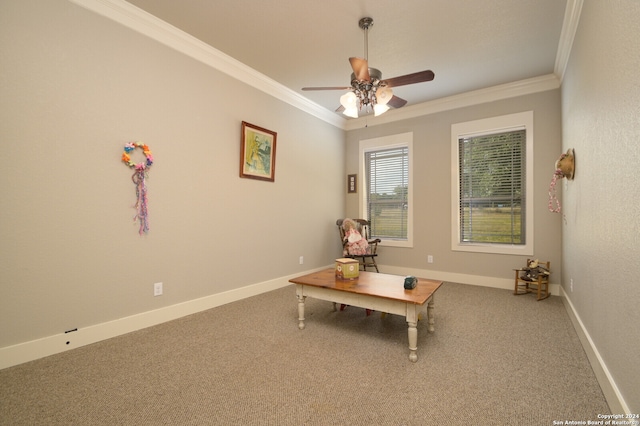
[0,282,610,425]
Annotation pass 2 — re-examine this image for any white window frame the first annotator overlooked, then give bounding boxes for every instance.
[359,132,413,248]
[451,112,534,255]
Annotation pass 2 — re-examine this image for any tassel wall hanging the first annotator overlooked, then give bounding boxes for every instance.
[121,142,153,234]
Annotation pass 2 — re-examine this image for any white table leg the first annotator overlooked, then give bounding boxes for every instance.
[297,293,306,330]
[427,296,435,333]
[407,321,418,362]
[406,303,419,362]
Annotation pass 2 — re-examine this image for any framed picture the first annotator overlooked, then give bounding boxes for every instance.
[240,121,277,182]
[347,174,357,193]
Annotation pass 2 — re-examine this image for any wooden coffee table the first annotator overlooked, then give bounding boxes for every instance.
[289,269,443,362]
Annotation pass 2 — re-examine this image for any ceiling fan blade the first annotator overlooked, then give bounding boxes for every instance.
[383,70,435,88]
[387,95,408,109]
[302,86,351,91]
[349,57,370,81]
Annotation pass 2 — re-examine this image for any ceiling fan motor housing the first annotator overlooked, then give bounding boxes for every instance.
[351,67,384,107]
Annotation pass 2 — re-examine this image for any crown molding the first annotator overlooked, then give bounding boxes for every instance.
[68,0,345,129]
[554,0,584,82]
[344,74,561,130]
[69,0,567,132]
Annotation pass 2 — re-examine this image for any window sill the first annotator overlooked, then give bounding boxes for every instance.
[452,242,533,256]
[379,239,413,249]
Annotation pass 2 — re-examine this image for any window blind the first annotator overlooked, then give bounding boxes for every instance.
[458,129,525,244]
[365,147,409,240]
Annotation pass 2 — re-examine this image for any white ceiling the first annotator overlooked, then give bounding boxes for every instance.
[125,0,568,119]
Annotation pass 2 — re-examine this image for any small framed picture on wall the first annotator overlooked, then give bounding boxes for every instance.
[347,174,357,193]
[240,121,277,182]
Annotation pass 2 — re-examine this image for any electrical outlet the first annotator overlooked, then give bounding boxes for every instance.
[154,282,163,296]
[299,256,304,265]
[427,255,434,264]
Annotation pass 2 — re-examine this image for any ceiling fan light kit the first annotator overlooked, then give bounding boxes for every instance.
[302,17,435,119]
[340,66,390,117]
[340,92,359,118]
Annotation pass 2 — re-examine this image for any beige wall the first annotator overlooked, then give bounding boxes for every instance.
[2,1,638,412]
[345,90,563,284]
[0,0,344,349]
[561,0,640,412]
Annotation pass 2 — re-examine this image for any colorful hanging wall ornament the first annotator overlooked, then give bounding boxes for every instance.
[121,141,153,234]
[548,148,575,213]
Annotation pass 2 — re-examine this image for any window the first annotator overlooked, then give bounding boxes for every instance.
[359,133,413,247]
[459,130,525,243]
[451,112,533,255]
[366,147,408,238]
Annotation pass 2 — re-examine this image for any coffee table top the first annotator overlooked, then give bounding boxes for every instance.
[289,268,442,305]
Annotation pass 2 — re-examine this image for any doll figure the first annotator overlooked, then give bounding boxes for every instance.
[342,218,369,256]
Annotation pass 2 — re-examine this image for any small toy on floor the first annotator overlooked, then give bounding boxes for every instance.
[520,259,550,281]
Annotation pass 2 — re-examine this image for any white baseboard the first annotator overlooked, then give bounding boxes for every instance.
[4,259,616,422]
[378,264,561,296]
[560,287,629,414]
[0,267,325,370]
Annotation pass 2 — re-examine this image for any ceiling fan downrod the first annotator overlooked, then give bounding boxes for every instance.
[359,17,373,61]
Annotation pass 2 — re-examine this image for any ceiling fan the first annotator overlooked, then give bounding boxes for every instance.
[302,17,435,118]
